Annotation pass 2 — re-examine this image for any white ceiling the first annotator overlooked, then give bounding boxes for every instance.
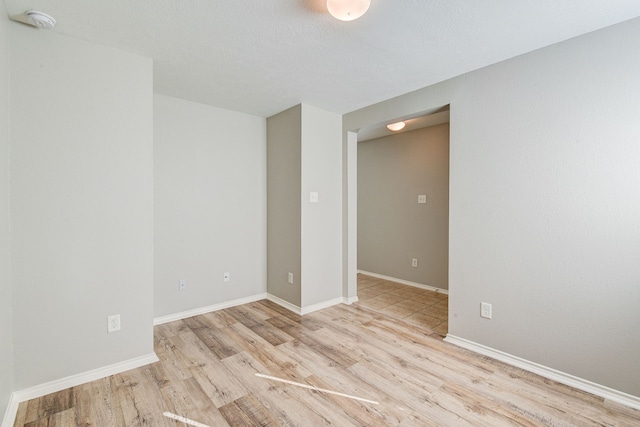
[4,1,640,118]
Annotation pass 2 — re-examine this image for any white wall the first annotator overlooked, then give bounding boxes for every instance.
[358,124,449,289]
[344,18,640,397]
[267,105,302,307]
[0,4,13,421]
[300,105,343,308]
[10,25,154,389]
[154,95,266,317]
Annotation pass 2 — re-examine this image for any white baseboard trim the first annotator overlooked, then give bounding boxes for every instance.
[266,293,302,314]
[2,352,159,427]
[343,295,359,305]
[2,393,19,427]
[358,270,448,295]
[153,293,268,325]
[265,294,346,316]
[154,292,347,326]
[301,297,343,315]
[444,334,640,411]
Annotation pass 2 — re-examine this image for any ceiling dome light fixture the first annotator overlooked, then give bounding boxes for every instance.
[327,0,371,22]
[25,10,56,29]
[387,121,406,131]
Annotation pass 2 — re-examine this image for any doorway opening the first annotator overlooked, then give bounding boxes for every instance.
[350,106,450,337]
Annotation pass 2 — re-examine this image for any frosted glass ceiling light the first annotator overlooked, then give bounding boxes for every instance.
[25,10,56,29]
[387,121,405,131]
[327,0,371,21]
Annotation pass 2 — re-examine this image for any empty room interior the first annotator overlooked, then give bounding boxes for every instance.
[1,1,640,426]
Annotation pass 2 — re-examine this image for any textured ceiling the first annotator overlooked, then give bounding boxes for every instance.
[4,0,640,117]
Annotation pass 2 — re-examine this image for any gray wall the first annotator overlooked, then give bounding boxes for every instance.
[0,4,13,420]
[154,95,266,317]
[10,25,154,389]
[345,18,640,397]
[358,124,449,289]
[267,104,343,310]
[267,105,302,307]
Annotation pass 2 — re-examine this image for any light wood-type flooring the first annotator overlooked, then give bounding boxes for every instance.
[13,276,640,426]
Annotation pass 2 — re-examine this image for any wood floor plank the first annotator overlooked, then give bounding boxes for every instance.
[168,328,216,367]
[302,373,403,426]
[220,351,335,426]
[183,323,244,360]
[72,377,125,427]
[256,300,324,331]
[188,402,233,427]
[247,323,295,347]
[225,305,266,329]
[169,331,248,407]
[23,407,76,427]
[21,387,74,425]
[154,319,190,339]
[276,340,412,423]
[181,314,217,331]
[151,346,193,391]
[221,393,282,427]
[112,367,172,427]
[218,399,257,426]
[199,310,239,328]
[263,315,308,340]
[12,401,28,427]
[226,305,298,346]
[281,329,360,369]
[159,377,207,417]
[347,360,473,426]
[225,322,313,382]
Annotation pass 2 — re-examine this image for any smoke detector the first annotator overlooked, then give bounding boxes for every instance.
[25,10,56,29]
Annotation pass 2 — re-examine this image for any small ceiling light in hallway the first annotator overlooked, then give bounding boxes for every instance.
[386,121,406,131]
[327,0,371,21]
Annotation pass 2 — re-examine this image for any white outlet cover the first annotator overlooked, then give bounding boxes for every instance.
[107,314,121,333]
[310,192,319,203]
[418,195,427,204]
[480,302,492,319]
[224,272,230,282]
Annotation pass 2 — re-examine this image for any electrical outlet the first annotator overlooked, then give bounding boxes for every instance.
[480,302,492,319]
[224,272,230,282]
[107,314,120,333]
[418,195,427,204]
[179,279,186,291]
[288,272,294,284]
[412,258,418,267]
